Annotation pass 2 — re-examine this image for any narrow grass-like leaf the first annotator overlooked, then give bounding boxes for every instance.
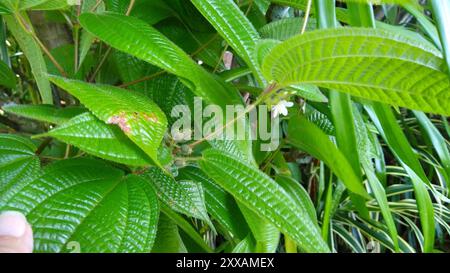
[288,115,370,198]
[366,103,435,253]
[431,0,450,75]
[4,15,52,104]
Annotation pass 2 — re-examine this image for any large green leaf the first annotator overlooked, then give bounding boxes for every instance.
[142,167,215,232]
[79,12,242,108]
[79,12,254,163]
[191,0,265,85]
[39,113,154,166]
[2,104,86,125]
[49,76,167,166]
[4,15,53,104]
[0,158,160,253]
[288,115,370,198]
[0,60,16,88]
[0,134,40,199]
[262,27,450,116]
[199,149,330,253]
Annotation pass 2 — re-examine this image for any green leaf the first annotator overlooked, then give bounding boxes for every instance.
[199,149,330,253]
[237,202,280,253]
[431,0,450,75]
[259,17,316,41]
[191,0,265,85]
[4,15,53,104]
[288,84,328,103]
[353,106,400,251]
[79,12,242,108]
[0,134,40,199]
[288,114,370,198]
[366,103,435,253]
[0,59,16,88]
[39,113,154,166]
[48,76,167,166]
[178,166,249,241]
[79,12,254,163]
[2,104,86,125]
[270,0,309,10]
[152,213,187,253]
[275,175,318,225]
[414,111,450,182]
[142,167,215,232]
[159,203,213,253]
[0,158,160,253]
[262,27,450,116]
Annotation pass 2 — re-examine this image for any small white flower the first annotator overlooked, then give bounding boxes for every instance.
[271,100,294,118]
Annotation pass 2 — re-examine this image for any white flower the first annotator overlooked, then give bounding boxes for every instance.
[271,100,294,118]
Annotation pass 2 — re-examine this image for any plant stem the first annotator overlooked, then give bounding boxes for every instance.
[15,12,67,77]
[188,83,278,149]
[431,0,450,76]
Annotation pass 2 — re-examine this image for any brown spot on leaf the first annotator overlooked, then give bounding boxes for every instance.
[143,113,159,123]
[107,112,131,134]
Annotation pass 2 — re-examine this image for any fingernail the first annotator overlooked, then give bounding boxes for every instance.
[0,211,27,238]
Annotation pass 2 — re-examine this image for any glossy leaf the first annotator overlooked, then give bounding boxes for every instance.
[79,12,242,107]
[49,76,167,166]
[142,167,215,231]
[288,115,370,198]
[0,134,40,199]
[0,158,160,253]
[191,0,265,85]
[40,113,154,166]
[178,166,249,241]
[199,149,330,253]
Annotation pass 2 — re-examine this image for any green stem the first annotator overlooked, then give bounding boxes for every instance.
[0,16,11,67]
[431,0,450,76]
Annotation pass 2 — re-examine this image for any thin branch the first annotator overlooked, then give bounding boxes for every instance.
[89,46,111,82]
[36,138,52,155]
[188,83,279,149]
[126,0,136,16]
[90,0,103,12]
[15,13,67,77]
[118,70,166,88]
[89,0,136,82]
